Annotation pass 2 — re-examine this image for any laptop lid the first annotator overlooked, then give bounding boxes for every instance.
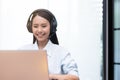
[0,50,49,80]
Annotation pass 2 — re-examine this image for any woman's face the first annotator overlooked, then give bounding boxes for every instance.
[32,15,50,43]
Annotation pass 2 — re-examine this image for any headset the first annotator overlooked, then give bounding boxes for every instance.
[26,9,57,36]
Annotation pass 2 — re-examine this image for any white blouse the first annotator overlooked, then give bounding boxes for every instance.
[19,40,79,76]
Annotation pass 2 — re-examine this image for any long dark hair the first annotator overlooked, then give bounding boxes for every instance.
[26,9,59,45]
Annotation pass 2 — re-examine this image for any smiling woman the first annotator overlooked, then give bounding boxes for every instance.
[19,9,80,80]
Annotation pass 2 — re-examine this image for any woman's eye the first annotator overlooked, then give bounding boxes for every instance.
[33,26,38,28]
[42,25,46,28]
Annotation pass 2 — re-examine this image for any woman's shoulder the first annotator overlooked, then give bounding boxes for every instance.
[53,44,67,51]
[50,42,70,55]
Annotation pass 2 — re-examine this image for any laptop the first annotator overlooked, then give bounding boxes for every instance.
[0,50,49,80]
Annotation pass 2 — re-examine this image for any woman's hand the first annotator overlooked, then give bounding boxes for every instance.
[49,74,79,80]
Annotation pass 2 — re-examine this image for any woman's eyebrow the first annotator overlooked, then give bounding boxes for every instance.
[33,24,38,25]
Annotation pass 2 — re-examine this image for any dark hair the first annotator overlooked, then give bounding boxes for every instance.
[26,9,59,45]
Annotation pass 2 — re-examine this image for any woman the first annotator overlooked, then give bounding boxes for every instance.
[20,9,79,80]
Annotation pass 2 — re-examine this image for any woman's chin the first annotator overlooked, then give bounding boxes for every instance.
[37,38,48,43]
[37,39,44,42]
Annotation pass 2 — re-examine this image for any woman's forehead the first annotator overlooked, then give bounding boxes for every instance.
[32,15,50,24]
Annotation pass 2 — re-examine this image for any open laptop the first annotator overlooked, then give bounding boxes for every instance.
[0,50,49,80]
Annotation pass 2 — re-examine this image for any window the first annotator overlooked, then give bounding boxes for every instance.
[113,0,120,80]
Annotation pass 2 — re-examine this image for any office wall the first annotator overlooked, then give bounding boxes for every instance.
[0,0,103,80]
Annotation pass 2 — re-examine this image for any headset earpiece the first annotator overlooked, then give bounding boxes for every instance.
[50,17,57,34]
[27,13,33,33]
[27,21,32,33]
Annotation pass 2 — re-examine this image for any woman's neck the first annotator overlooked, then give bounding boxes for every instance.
[37,40,49,49]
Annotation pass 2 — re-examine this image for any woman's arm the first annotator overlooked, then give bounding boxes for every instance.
[49,74,79,80]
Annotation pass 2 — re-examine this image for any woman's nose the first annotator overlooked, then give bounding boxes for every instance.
[38,27,43,33]
[38,27,42,32]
